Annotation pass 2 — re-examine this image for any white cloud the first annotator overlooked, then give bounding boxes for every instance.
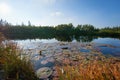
[50,11,63,17]
[0,2,12,15]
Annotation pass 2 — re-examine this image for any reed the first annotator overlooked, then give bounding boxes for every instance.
[54,54,120,80]
[0,34,38,80]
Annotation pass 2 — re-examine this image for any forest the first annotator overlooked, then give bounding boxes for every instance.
[0,19,120,40]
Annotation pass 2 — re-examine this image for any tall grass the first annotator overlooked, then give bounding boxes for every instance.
[0,33,38,80]
[0,32,5,44]
[54,54,120,80]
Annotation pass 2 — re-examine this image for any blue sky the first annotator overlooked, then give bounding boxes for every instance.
[0,0,120,27]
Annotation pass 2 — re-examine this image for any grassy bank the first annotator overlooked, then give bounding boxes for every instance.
[0,33,38,80]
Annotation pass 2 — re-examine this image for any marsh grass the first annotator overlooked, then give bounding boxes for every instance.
[54,53,120,80]
[0,34,38,80]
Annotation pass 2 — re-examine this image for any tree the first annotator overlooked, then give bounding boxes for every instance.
[28,21,31,26]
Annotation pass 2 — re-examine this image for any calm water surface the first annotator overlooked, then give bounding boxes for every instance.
[13,37,120,57]
[92,38,120,57]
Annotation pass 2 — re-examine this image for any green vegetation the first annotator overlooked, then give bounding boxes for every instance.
[99,27,120,36]
[0,19,120,41]
[0,19,120,80]
[0,33,38,80]
[75,24,98,36]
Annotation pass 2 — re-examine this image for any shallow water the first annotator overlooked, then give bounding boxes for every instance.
[80,48,91,53]
[7,37,120,79]
[92,38,120,56]
[11,37,120,57]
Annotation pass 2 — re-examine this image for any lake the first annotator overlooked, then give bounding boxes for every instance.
[7,37,120,79]
[11,37,120,57]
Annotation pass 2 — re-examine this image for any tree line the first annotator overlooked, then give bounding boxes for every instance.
[0,19,120,41]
